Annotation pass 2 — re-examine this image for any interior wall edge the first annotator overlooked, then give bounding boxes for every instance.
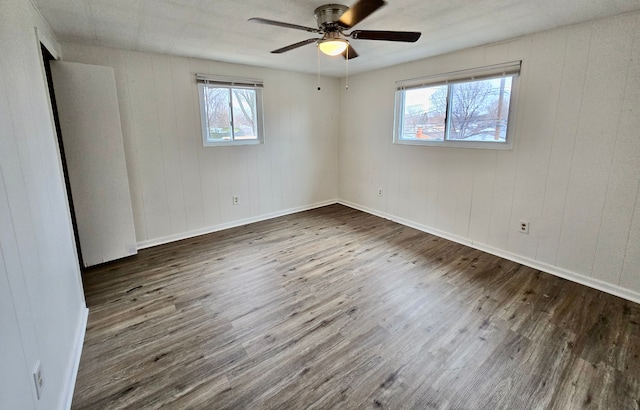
[29,4,60,58]
[59,306,88,410]
[1,0,88,408]
[338,199,640,305]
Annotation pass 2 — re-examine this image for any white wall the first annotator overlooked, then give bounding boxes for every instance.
[60,44,340,248]
[0,0,87,409]
[339,12,640,302]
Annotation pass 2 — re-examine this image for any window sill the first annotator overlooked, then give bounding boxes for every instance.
[203,139,263,147]
[394,138,513,150]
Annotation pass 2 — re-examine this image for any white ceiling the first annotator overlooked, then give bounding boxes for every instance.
[34,0,640,77]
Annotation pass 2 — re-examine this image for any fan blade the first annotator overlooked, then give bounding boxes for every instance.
[248,17,321,34]
[342,44,359,60]
[349,30,421,42]
[271,38,318,54]
[338,0,387,29]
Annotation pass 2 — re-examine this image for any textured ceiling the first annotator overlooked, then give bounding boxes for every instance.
[33,0,640,77]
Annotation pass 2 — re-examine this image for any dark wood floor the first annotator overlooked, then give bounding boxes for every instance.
[72,204,640,409]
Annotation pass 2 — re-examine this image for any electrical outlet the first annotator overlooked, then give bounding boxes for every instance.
[33,361,43,400]
[378,188,383,197]
[232,195,239,205]
[519,220,530,234]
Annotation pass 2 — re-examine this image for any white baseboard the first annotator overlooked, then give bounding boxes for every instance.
[338,199,640,305]
[134,197,640,305]
[469,241,640,305]
[137,199,339,250]
[339,200,475,248]
[60,305,89,410]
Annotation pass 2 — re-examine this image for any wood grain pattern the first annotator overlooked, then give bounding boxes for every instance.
[72,205,640,409]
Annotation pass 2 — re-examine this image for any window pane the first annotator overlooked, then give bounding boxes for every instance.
[204,86,231,141]
[231,88,258,140]
[401,85,447,141]
[198,77,264,147]
[448,77,512,142]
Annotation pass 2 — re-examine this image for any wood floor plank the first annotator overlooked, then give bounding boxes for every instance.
[72,204,640,409]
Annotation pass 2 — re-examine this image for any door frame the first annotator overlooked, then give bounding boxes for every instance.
[38,37,85,269]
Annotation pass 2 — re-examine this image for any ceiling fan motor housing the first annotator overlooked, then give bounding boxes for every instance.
[314,4,348,30]
[249,0,420,58]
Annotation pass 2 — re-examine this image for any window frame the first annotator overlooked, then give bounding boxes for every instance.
[196,74,265,147]
[393,61,521,150]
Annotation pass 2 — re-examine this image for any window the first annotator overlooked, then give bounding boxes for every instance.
[197,74,264,146]
[394,61,521,149]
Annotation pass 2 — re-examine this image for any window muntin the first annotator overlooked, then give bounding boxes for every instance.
[197,75,264,146]
[394,62,520,149]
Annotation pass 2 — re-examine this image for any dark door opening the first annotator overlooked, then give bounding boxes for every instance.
[41,44,85,268]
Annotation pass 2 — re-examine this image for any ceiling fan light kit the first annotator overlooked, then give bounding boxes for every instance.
[318,32,349,56]
[248,0,421,60]
[318,40,348,56]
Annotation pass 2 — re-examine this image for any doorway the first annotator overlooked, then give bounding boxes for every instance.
[40,43,85,268]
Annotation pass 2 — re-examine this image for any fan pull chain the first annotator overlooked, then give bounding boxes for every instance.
[317,45,321,91]
[345,45,349,90]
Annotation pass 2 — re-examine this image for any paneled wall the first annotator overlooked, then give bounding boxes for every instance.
[61,44,340,248]
[0,0,87,409]
[339,12,640,301]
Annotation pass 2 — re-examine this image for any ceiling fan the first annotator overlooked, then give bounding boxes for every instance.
[248,0,421,59]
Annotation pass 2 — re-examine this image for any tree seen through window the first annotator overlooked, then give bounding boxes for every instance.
[203,86,258,141]
[401,77,512,142]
